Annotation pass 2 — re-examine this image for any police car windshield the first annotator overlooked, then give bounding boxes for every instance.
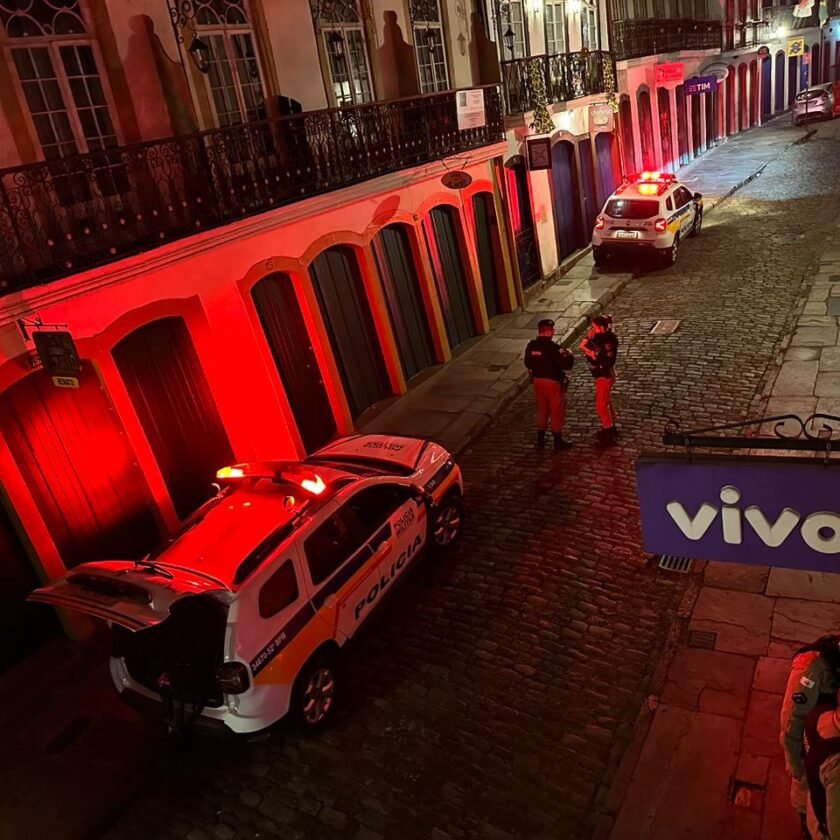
[606,198,660,219]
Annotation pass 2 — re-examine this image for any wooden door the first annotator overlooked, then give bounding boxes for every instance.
[113,317,235,519]
[252,272,336,452]
[471,193,502,320]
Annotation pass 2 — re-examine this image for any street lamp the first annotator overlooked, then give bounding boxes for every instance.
[187,35,210,74]
[327,30,345,59]
[503,24,516,54]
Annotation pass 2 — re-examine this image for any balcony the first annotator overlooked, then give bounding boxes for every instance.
[501,51,615,115]
[611,18,723,61]
[0,85,504,296]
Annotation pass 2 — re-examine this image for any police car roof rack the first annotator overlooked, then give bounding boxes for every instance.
[663,414,840,463]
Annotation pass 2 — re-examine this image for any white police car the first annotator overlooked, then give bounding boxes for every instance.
[30,435,464,735]
[592,171,704,267]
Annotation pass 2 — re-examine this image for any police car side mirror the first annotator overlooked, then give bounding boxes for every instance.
[412,488,429,505]
[693,192,703,201]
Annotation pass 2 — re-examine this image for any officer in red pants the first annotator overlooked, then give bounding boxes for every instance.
[524,319,574,452]
[580,315,619,444]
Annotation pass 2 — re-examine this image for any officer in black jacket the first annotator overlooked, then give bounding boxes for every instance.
[524,319,574,452]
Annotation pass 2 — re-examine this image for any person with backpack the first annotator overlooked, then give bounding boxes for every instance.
[782,636,840,837]
[804,693,840,839]
[580,314,619,444]
[524,319,574,453]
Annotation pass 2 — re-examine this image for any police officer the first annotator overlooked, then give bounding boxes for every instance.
[580,314,619,443]
[803,690,840,839]
[524,319,574,452]
[782,636,840,835]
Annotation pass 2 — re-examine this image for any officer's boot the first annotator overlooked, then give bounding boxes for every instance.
[536,430,546,449]
[553,434,573,452]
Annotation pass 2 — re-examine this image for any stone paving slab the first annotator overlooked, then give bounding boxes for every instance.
[772,598,840,643]
[660,649,754,718]
[703,562,769,594]
[689,589,773,656]
[608,707,741,839]
[766,568,840,603]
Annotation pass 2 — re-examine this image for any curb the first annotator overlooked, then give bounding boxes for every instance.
[702,127,813,215]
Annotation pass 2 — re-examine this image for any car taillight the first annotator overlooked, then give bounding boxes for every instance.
[217,661,250,694]
[594,215,605,230]
[654,218,667,232]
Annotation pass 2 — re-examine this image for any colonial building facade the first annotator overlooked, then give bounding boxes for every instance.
[0,0,518,666]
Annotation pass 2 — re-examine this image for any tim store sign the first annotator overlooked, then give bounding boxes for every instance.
[636,455,840,572]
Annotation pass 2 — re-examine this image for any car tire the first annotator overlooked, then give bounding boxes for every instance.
[593,246,607,267]
[660,235,679,267]
[291,651,339,734]
[689,210,702,238]
[429,492,464,551]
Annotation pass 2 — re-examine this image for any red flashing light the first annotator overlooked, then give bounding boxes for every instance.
[654,218,668,232]
[594,215,605,230]
[300,475,326,495]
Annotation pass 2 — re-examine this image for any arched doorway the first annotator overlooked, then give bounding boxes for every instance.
[789,55,799,105]
[823,43,830,85]
[252,273,337,452]
[309,246,391,420]
[595,132,618,204]
[619,95,636,174]
[550,139,584,260]
[726,68,736,135]
[0,365,160,567]
[750,60,759,126]
[637,89,656,169]
[507,160,540,290]
[775,51,786,113]
[690,94,702,156]
[372,225,436,381]
[738,63,748,131]
[761,56,772,120]
[470,193,504,321]
[113,317,235,519]
[426,206,478,349]
[835,42,840,83]
[657,87,674,171]
[676,84,689,165]
[578,140,599,235]
[812,43,821,85]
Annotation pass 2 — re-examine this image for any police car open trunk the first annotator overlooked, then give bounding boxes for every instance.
[29,561,231,724]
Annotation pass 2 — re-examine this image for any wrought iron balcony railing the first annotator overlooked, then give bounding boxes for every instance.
[0,85,504,295]
[611,18,722,61]
[501,50,615,115]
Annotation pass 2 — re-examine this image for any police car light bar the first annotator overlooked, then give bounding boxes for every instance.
[632,170,676,184]
[216,462,327,495]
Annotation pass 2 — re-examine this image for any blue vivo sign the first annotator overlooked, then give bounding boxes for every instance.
[686,76,718,96]
[636,455,840,572]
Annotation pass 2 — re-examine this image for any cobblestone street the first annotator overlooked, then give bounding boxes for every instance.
[101,120,840,840]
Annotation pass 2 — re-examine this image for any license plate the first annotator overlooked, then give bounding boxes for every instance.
[616,230,640,240]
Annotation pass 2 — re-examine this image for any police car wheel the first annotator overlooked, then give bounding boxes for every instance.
[689,210,702,238]
[661,236,679,266]
[293,654,338,732]
[431,494,464,549]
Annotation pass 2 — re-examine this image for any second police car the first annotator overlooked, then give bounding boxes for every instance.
[591,171,704,267]
[30,434,464,736]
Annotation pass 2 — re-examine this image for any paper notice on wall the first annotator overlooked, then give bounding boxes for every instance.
[457,89,486,131]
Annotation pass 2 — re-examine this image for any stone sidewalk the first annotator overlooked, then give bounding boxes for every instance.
[604,174,840,838]
[364,118,808,455]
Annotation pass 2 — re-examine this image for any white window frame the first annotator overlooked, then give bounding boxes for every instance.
[2,23,121,159]
[544,0,568,55]
[411,0,451,93]
[193,3,267,128]
[508,0,528,59]
[319,22,374,106]
[581,0,598,50]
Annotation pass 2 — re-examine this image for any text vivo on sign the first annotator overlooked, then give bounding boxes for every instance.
[635,456,840,573]
[668,484,840,554]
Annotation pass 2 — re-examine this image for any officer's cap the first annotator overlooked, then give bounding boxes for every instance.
[537,319,555,330]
